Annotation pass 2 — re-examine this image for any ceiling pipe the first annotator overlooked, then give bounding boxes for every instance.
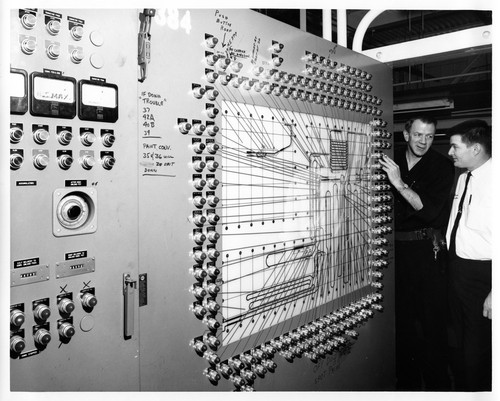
[352,10,385,52]
[322,10,332,41]
[300,9,307,31]
[337,9,347,46]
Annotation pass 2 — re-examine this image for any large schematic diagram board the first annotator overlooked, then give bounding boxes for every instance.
[138,9,394,391]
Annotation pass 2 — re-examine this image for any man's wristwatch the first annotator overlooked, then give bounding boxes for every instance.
[397,182,409,192]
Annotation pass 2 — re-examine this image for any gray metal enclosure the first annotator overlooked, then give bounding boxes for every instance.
[10,8,395,391]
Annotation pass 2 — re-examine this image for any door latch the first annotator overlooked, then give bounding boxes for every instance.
[123,273,137,339]
[138,9,156,82]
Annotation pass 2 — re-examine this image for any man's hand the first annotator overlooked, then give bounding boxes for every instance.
[483,291,492,319]
[379,154,404,189]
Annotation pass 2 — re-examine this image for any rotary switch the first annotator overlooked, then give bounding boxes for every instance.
[101,132,116,147]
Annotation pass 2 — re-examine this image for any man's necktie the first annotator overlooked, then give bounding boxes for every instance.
[449,171,472,256]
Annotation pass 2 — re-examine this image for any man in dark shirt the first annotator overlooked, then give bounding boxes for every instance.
[379,115,455,390]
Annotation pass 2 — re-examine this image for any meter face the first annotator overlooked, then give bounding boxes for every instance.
[33,76,75,104]
[81,83,117,108]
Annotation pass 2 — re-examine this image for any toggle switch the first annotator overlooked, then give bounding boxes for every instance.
[205,89,219,101]
[207,248,220,261]
[206,71,219,83]
[192,177,206,190]
[206,125,219,137]
[192,214,207,227]
[206,160,219,172]
[192,160,206,172]
[206,106,219,118]
[192,87,206,99]
[192,250,207,263]
[206,143,219,154]
[207,212,220,225]
[192,123,206,135]
[193,232,206,245]
[205,36,218,48]
[206,195,220,207]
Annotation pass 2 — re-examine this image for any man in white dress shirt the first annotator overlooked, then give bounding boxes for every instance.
[446,119,492,391]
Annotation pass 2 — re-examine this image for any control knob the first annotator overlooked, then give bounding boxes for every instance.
[206,231,220,243]
[58,298,75,315]
[33,153,49,170]
[46,19,61,35]
[192,123,206,135]
[70,48,84,64]
[192,250,207,263]
[81,131,97,146]
[10,309,25,327]
[33,328,52,346]
[10,335,26,353]
[205,36,218,48]
[207,248,220,261]
[33,128,49,144]
[58,154,74,170]
[58,130,73,145]
[206,143,220,155]
[206,160,219,172]
[205,89,219,101]
[46,43,60,59]
[101,132,116,147]
[81,155,96,170]
[192,232,206,245]
[10,127,24,144]
[192,195,206,208]
[33,304,51,321]
[81,293,98,308]
[101,155,116,170]
[206,195,220,207]
[10,153,24,170]
[21,13,37,29]
[192,214,207,227]
[70,25,84,41]
[58,322,76,339]
[206,107,219,118]
[192,178,206,190]
[207,213,220,225]
[178,122,192,134]
[206,125,219,137]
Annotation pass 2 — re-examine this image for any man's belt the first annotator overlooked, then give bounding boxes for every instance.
[395,228,436,241]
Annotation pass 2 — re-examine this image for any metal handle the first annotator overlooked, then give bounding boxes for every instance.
[123,273,137,339]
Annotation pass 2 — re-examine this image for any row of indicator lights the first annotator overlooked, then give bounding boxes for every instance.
[10,293,98,353]
[204,53,374,92]
[196,294,384,388]
[20,13,84,41]
[19,38,84,64]
[179,122,219,136]
[11,126,115,147]
[10,151,115,171]
[204,35,284,54]
[304,52,373,79]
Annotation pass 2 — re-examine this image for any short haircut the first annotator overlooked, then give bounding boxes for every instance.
[404,115,438,133]
[448,119,491,157]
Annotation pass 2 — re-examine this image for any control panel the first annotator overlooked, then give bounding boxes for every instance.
[10,8,394,392]
[10,8,140,391]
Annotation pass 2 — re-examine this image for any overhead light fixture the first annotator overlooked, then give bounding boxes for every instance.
[394,98,454,113]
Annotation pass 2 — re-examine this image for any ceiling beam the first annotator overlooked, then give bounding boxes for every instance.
[360,25,492,64]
